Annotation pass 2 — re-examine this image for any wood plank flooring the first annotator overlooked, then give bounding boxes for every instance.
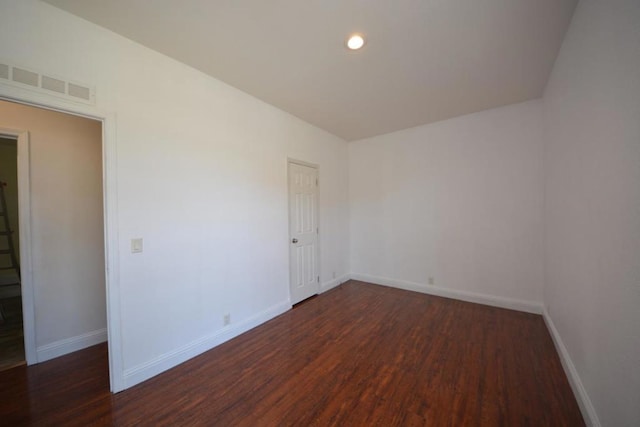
[0,296,26,372]
[0,280,584,426]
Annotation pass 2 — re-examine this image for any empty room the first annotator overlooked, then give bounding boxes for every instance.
[0,0,638,426]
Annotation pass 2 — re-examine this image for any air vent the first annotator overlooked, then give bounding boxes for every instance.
[41,75,65,94]
[0,60,95,105]
[68,83,91,101]
[12,67,38,87]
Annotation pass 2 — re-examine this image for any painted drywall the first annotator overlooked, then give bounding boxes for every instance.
[542,0,640,425]
[0,137,19,267]
[0,100,105,351]
[0,0,348,386]
[349,100,545,305]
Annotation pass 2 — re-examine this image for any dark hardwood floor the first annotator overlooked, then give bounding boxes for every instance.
[0,296,26,372]
[0,280,584,426]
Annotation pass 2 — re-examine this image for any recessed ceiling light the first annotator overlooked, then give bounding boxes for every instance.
[346,33,365,51]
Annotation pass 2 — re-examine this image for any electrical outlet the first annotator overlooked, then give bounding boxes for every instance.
[428,277,435,285]
[223,313,231,326]
[332,271,336,279]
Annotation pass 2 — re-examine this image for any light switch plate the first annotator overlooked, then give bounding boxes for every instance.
[131,238,143,253]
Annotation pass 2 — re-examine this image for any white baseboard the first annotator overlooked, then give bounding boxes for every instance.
[122,300,291,389]
[37,328,107,363]
[543,309,601,427]
[349,273,543,314]
[320,274,350,293]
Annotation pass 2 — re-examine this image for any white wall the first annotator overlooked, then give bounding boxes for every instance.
[542,0,640,425]
[0,100,105,354]
[349,100,545,307]
[0,0,349,388]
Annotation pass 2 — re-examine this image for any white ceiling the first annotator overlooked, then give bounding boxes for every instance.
[43,0,577,141]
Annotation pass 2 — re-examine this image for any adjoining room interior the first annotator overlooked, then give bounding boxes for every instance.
[0,99,107,378]
[0,0,638,426]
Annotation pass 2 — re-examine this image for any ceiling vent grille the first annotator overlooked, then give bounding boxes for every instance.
[12,67,39,87]
[41,76,66,94]
[0,60,95,104]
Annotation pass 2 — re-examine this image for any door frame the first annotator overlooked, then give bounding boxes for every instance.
[0,83,123,392]
[287,158,320,304]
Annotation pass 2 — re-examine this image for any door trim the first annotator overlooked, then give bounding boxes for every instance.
[287,158,320,305]
[0,83,123,392]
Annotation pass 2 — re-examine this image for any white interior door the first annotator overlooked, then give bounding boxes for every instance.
[288,161,319,305]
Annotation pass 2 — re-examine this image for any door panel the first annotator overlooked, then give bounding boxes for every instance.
[288,162,319,304]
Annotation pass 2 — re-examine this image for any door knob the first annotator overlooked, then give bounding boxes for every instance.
[292,238,298,243]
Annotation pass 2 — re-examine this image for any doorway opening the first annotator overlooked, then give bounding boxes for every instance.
[0,99,108,384]
[0,135,23,371]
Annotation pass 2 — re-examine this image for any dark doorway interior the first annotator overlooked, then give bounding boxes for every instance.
[0,135,23,371]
